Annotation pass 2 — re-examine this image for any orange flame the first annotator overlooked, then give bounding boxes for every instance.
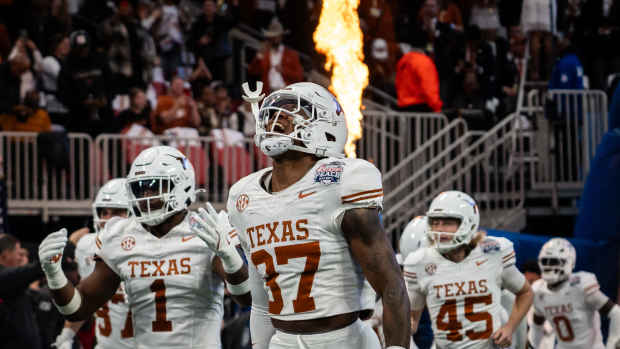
[313,0,369,158]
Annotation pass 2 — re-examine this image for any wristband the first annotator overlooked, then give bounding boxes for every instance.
[226,278,251,295]
[46,270,69,290]
[55,290,82,315]
[219,247,244,274]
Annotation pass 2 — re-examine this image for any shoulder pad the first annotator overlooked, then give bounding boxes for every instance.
[572,271,599,293]
[96,216,132,249]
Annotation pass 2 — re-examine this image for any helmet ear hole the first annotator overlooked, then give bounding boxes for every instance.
[325,132,336,141]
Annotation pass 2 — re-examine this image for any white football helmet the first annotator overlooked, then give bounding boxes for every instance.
[426,191,480,253]
[92,178,130,233]
[399,216,430,258]
[538,238,576,285]
[255,82,348,158]
[126,146,196,226]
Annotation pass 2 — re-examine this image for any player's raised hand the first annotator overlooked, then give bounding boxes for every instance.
[38,228,69,289]
[52,327,75,349]
[491,324,513,348]
[190,203,242,274]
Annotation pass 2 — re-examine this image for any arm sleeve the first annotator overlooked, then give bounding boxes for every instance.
[403,255,426,311]
[501,265,527,294]
[333,160,383,229]
[0,263,44,298]
[249,263,275,349]
[580,273,609,311]
[94,218,124,277]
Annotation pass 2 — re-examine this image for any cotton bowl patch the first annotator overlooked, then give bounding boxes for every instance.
[314,162,344,184]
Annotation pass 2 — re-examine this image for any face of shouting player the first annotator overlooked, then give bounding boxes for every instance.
[429,217,461,243]
[129,178,171,213]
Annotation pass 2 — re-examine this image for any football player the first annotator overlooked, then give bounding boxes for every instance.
[225,82,410,349]
[38,146,251,349]
[54,178,134,349]
[404,191,533,349]
[400,216,433,349]
[529,238,620,349]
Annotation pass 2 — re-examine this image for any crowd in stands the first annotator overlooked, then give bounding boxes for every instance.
[0,0,618,138]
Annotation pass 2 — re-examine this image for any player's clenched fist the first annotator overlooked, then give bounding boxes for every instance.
[38,228,70,289]
[190,203,242,274]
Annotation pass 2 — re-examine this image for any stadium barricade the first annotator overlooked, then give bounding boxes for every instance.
[0,131,94,219]
[357,111,448,174]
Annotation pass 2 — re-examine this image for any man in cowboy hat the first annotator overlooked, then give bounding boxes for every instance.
[248,17,304,94]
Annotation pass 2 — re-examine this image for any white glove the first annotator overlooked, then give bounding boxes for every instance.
[38,228,69,289]
[52,327,75,349]
[190,203,243,274]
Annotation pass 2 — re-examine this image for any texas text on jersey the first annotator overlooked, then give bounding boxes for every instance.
[532,271,605,349]
[227,157,383,320]
[96,215,224,348]
[405,236,518,349]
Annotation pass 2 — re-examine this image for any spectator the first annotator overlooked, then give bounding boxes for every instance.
[548,36,585,90]
[0,90,52,132]
[577,0,620,89]
[395,46,443,112]
[247,18,304,94]
[521,0,556,81]
[57,30,110,134]
[359,0,397,51]
[367,38,397,94]
[118,87,152,131]
[0,51,29,114]
[101,0,139,95]
[0,234,45,349]
[189,0,239,82]
[438,0,464,30]
[189,57,213,94]
[196,84,216,135]
[152,0,185,80]
[39,34,70,128]
[151,76,200,134]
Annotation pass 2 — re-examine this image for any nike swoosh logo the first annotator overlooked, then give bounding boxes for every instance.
[182,236,196,242]
[298,190,317,199]
[476,259,488,266]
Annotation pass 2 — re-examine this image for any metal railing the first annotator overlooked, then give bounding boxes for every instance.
[357,111,448,174]
[1,132,94,220]
[383,113,529,238]
[94,134,270,204]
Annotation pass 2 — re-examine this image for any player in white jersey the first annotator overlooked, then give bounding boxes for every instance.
[404,191,533,349]
[225,81,410,349]
[529,238,620,349]
[38,146,252,349]
[54,178,135,349]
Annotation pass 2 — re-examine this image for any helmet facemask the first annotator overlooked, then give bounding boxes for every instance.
[255,89,343,158]
[426,216,473,253]
[127,177,181,226]
[538,257,570,285]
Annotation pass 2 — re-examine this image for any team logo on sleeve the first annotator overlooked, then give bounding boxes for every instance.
[425,263,437,275]
[480,239,500,253]
[314,162,344,184]
[121,236,136,251]
[236,194,249,212]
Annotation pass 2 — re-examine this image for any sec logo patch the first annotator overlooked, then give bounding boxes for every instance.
[121,236,136,251]
[236,194,249,212]
[425,263,437,275]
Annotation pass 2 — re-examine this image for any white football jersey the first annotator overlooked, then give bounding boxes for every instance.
[227,157,383,321]
[404,237,517,349]
[96,215,225,349]
[76,234,135,349]
[531,271,605,349]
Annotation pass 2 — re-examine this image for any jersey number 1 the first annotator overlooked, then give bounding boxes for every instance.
[436,295,493,341]
[251,241,321,314]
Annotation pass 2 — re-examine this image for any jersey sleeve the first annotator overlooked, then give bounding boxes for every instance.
[531,279,546,317]
[94,217,125,277]
[332,159,383,228]
[578,272,610,311]
[403,251,426,311]
[75,234,96,279]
